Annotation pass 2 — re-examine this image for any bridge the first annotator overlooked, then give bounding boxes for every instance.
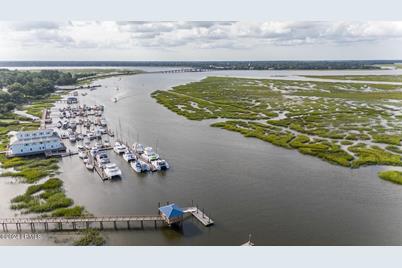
[0,207,214,232]
[148,68,216,74]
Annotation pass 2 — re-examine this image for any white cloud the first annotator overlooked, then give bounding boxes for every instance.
[0,21,402,60]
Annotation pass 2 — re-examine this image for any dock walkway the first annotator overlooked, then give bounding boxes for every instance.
[0,215,164,232]
[183,207,214,226]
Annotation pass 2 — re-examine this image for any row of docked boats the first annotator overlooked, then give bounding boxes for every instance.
[78,144,122,179]
[113,142,169,173]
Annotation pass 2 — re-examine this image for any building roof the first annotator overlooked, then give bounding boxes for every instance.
[159,203,183,219]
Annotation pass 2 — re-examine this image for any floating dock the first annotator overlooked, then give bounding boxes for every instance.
[183,207,214,226]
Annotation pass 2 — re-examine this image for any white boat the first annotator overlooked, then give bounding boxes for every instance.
[69,133,77,142]
[88,132,95,140]
[104,163,122,178]
[132,143,144,154]
[90,148,99,157]
[96,152,110,168]
[83,156,89,164]
[151,159,170,171]
[138,160,150,172]
[78,150,86,159]
[84,139,91,150]
[123,150,136,162]
[130,161,143,173]
[56,121,62,128]
[113,142,126,154]
[81,92,87,96]
[103,139,111,147]
[100,119,107,127]
[86,162,94,171]
[143,147,159,161]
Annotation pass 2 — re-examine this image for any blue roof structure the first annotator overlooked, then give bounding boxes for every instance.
[159,203,184,219]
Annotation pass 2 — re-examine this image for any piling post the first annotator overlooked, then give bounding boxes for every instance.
[114,221,117,230]
[141,221,144,229]
[203,208,205,218]
[44,222,48,231]
[72,222,76,230]
[191,200,194,207]
[4,224,8,232]
[127,221,130,229]
[30,223,34,232]
[58,222,63,231]
[86,222,90,229]
[2,223,5,232]
[154,220,157,229]
[100,222,103,230]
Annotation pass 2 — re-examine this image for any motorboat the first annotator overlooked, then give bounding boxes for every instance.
[94,141,103,150]
[86,162,94,171]
[113,97,118,103]
[123,150,136,162]
[138,160,150,172]
[132,143,144,154]
[78,150,86,159]
[113,142,126,154]
[142,147,159,161]
[68,133,76,142]
[151,159,170,171]
[130,161,142,173]
[90,148,99,157]
[104,163,122,178]
[100,119,107,127]
[103,139,111,147]
[56,121,62,128]
[84,138,91,150]
[96,152,110,168]
[88,132,95,140]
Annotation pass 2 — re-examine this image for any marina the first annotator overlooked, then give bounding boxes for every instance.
[3,68,402,245]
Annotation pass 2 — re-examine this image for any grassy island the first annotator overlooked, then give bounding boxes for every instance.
[152,76,402,169]
[378,170,402,185]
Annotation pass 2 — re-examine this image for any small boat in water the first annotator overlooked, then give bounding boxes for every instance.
[143,147,159,161]
[151,159,170,171]
[132,143,144,154]
[123,150,136,162]
[138,160,150,172]
[113,97,118,103]
[104,163,122,178]
[114,142,126,154]
[103,139,111,147]
[86,162,94,171]
[78,150,86,159]
[130,161,143,173]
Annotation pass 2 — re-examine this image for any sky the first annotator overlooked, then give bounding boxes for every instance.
[0,21,402,61]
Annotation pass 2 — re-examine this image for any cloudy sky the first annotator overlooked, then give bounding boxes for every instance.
[0,21,402,61]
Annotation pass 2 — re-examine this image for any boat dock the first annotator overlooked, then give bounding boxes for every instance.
[0,205,214,232]
[183,207,214,226]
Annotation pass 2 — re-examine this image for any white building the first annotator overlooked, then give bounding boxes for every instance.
[8,129,65,156]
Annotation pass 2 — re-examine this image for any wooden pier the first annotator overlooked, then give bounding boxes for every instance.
[0,215,165,232]
[0,208,214,232]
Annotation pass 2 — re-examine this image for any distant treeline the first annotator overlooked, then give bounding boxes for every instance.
[0,69,77,114]
[0,60,400,70]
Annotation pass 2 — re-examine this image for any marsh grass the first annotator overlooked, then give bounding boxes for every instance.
[378,170,402,185]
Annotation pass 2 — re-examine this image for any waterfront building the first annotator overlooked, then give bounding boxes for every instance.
[158,203,184,225]
[66,96,78,104]
[8,129,65,156]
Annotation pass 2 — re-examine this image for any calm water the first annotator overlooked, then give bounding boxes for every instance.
[2,69,402,245]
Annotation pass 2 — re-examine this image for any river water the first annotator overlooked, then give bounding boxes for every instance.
[2,68,402,245]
